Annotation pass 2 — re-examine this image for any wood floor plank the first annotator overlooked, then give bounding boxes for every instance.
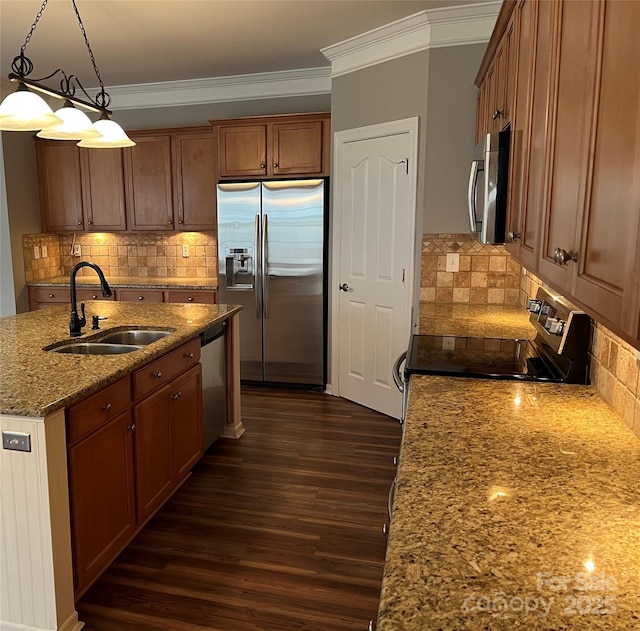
[77,387,401,630]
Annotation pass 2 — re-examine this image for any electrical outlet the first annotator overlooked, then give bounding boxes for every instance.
[442,336,456,351]
[445,253,460,272]
[182,245,190,258]
[73,244,82,256]
[635,349,640,363]
[33,246,40,260]
[2,431,31,452]
[41,245,48,258]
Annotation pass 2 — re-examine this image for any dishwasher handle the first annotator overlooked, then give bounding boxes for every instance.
[393,351,406,393]
[200,320,226,346]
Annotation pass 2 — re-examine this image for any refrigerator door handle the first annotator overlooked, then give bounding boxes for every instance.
[262,213,269,319]
[254,214,261,319]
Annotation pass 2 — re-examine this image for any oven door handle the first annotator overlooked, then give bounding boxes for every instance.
[468,159,483,233]
[393,351,407,393]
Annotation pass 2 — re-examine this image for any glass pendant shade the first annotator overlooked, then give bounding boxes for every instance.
[37,102,101,140]
[0,85,63,131]
[77,118,135,148]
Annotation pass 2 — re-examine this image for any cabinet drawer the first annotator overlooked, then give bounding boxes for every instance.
[132,338,201,400]
[117,289,165,303]
[76,288,116,301]
[67,377,131,445]
[32,287,69,303]
[166,289,216,304]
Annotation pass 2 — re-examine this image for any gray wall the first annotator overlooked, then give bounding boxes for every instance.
[423,43,485,234]
[0,135,16,316]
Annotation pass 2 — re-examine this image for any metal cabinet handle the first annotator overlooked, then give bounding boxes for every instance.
[171,392,182,400]
[339,283,352,292]
[368,621,377,631]
[393,351,406,393]
[382,523,389,535]
[492,109,503,120]
[552,248,578,266]
[127,423,136,431]
[508,231,520,241]
[392,456,398,466]
[102,403,112,411]
[154,371,162,379]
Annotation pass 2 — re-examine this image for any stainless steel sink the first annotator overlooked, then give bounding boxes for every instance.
[51,343,142,355]
[97,330,172,345]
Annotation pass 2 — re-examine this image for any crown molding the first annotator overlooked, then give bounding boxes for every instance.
[87,67,332,111]
[321,1,501,78]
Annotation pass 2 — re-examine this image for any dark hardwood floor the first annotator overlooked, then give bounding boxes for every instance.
[77,386,402,631]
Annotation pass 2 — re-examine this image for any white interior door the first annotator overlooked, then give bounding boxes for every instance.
[333,120,417,419]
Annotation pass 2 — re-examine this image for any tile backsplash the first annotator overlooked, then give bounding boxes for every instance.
[519,269,640,439]
[23,232,217,280]
[420,234,521,305]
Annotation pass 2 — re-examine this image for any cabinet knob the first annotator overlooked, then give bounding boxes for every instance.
[186,352,194,360]
[127,423,136,431]
[88,220,93,225]
[368,621,377,631]
[552,248,578,266]
[102,403,112,411]
[77,221,82,225]
[167,219,172,225]
[178,220,183,224]
[382,523,389,535]
[508,231,521,241]
[188,297,193,302]
[492,109,503,120]
[91,294,98,299]
[260,163,266,169]
[171,391,182,400]
[138,296,144,300]
[49,293,54,298]
[273,162,278,168]
[154,371,163,379]
[392,456,398,466]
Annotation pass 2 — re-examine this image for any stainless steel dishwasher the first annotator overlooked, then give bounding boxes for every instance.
[200,321,227,450]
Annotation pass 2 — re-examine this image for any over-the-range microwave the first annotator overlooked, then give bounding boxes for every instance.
[468,127,510,245]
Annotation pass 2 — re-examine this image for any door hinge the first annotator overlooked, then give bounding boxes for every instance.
[397,158,409,175]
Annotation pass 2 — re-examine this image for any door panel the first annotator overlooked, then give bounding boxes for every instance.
[262,180,325,385]
[338,132,413,419]
[217,183,263,381]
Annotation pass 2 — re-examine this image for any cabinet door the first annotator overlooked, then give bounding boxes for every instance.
[125,135,174,230]
[134,384,173,523]
[270,121,324,176]
[501,14,516,129]
[80,148,127,231]
[571,0,640,336]
[516,0,556,270]
[505,0,535,257]
[170,364,203,481]
[68,411,136,594]
[36,141,84,232]
[172,132,217,231]
[217,125,267,178]
[538,0,600,291]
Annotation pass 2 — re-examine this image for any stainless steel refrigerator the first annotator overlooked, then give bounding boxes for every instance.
[217,179,327,385]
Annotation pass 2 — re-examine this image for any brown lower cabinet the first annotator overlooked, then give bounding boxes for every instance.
[66,339,204,598]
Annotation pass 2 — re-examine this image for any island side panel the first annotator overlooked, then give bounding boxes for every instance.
[222,312,245,439]
[0,411,82,631]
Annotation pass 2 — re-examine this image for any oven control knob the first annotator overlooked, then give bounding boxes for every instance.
[540,302,551,316]
[526,299,542,313]
[544,317,558,332]
[549,319,566,335]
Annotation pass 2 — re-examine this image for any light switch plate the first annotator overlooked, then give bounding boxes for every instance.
[33,246,40,260]
[2,431,31,452]
[442,336,456,351]
[445,253,460,272]
[41,245,48,258]
[72,244,82,256]
[182,245,190,258]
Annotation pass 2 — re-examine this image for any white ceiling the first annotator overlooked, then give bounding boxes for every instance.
[1,0,492,89]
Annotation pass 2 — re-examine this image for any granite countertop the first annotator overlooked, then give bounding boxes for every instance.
[419,302,535,339]
[0,301,240,418]
[378,376,640,630]
[27,276,218,290]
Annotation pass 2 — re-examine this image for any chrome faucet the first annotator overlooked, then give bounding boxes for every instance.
[69,262,112,337]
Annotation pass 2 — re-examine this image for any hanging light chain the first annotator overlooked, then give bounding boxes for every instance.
[20,0,49,53]
[71,0,105,91]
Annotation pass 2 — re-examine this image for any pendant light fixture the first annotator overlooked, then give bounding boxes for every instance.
[0,0,135,148]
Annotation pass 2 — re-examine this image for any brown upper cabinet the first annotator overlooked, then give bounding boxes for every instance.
[36,140,127,232]
[211,113,331,179]
[36,126,217,233]
[478,0,640,345]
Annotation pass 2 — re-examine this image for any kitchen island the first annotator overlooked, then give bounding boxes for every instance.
[378,376,640,630]
[0,302,241,631]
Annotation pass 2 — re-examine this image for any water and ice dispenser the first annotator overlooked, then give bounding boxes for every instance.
[225,247,253,289]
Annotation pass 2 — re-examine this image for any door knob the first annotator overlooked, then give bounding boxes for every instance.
[508,231,520,241]
[339,283,352,292]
